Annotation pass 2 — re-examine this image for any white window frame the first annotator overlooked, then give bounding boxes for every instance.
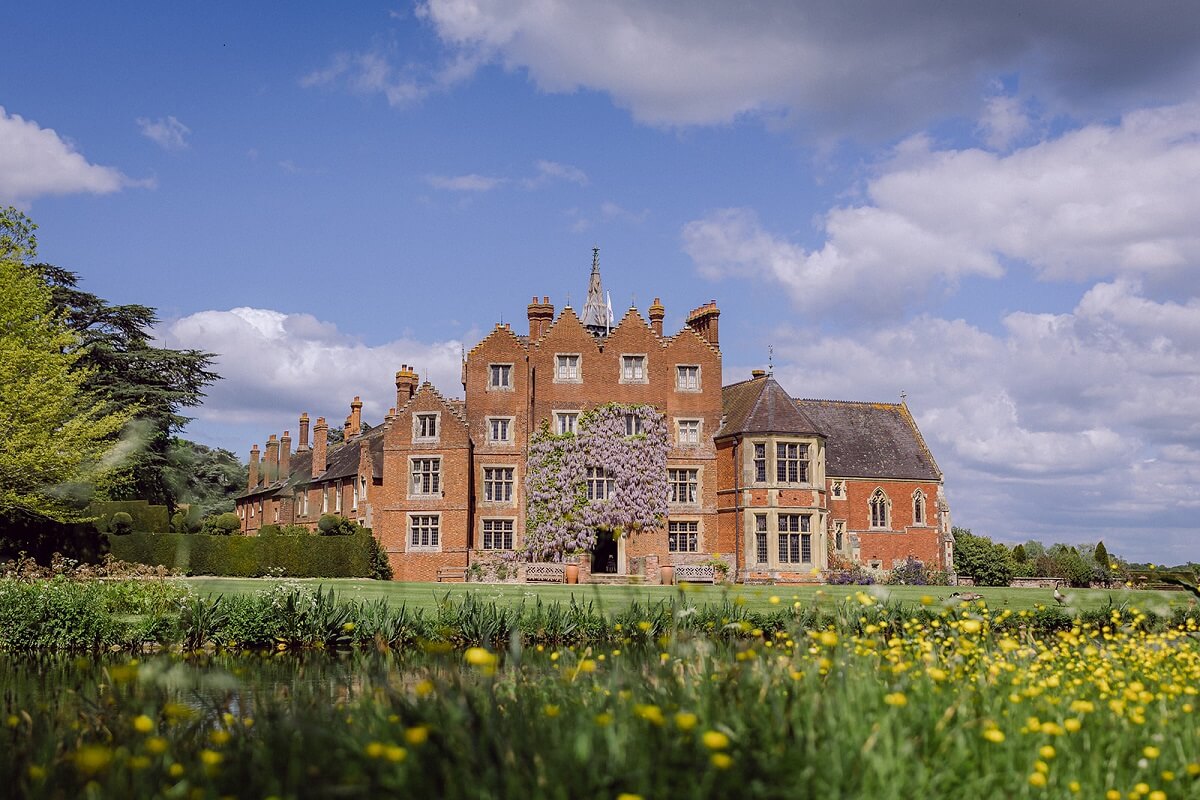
[482,465,516,504]
[359,476,368,511]
[620,354,648,384]
[624,412,643,436]
[667,467,699,505]
[554,410,579,435]
[833,519,846,551]
[776,441,810,484]
[481,518,515,551]
[586,466,615,500]
[554,353,582,383]
[352,479,359,511]
[414,412,440,442]
[487,416,514,445]
[408,514,441,551]
[334,481,342,513]
[409,457,442,497]
[322,485,329,514]
[676,418,701,446]
[488,363,514,390]
[675,365,701,392]
[668,520,699,552]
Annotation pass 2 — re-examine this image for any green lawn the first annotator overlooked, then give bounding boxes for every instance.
[180,577,1191,615]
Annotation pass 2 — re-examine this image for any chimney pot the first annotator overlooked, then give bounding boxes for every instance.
[751,369,766,378]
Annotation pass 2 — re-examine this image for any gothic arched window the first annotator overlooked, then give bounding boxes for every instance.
[912,490,926,525]
[869,489,889,529]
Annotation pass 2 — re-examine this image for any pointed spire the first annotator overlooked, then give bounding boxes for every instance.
[581,247,608,331]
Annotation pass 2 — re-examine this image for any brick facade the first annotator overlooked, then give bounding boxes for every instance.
[235,259,952,582]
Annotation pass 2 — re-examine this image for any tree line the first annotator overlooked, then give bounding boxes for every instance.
[0,207,241,558]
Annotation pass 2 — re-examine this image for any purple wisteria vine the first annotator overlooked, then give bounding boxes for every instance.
[522,403,670,561]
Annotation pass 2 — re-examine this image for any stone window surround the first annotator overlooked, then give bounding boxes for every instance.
[675,364,701,392]
[413,411,440,443]
[408,456,443,499]
[675,417,703,447]
[747,436,820,487]
[619,353,649,384]
[869,488,891,530]
[667,517,701,553]
[830,479,845,499]
[480,517,516,550]
[488,362,514,391]
[486,416,515,445]
[912,489,928,526]
[745,508,824,570]
[481,463,518,506]
[553,409,580,435]
[667,465,702,506]
[554,353,582,384]
[408,513,441,552]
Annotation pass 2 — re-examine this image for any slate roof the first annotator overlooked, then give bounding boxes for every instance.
[317,428,385,482]
[795,399,941,481]
[718,376,824,438]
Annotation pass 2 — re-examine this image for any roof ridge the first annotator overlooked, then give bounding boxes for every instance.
[796,397,903,408]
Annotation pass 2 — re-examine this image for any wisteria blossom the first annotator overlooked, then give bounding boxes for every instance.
[522,404,670,561]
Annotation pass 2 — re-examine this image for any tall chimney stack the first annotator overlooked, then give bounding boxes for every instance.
[685,302,721,349]
[279,430,292,480]
[312,417,328,478]
[264,434,279,484]
[395,365,418,408]
[348,396,362,438]
[527,295,555,340]
[648,297,665,337]
[248,444,260,490]
[297,413,310,452]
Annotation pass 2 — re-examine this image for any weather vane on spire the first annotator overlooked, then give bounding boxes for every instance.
[768,344,774,375]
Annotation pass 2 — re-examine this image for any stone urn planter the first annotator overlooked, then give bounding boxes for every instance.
[659,565,675,586]
[564,564,579,584]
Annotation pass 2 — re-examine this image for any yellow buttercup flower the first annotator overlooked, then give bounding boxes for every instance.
[711,753,733,769]
[674,712,698,732]
[884,692,907,707]
[982,729,1005,743]
[199,749,222,767]
[702,730,730,750]
[405,726,429,745]
[132,714,154,733]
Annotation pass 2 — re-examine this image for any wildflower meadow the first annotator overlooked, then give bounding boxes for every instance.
[1,579,1199,798]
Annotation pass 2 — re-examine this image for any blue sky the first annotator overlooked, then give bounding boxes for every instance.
[5,2,1200,562]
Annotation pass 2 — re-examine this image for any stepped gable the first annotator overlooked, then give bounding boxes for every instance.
[663,320,721,358]
[718,375,823,438]
[399,381,468,427]
[604,305,659,347]
[532,306,603,353]
[795,398,940,481]
[466,322,528,358]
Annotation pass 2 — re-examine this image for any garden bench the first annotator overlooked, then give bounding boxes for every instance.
[525,563,566,583]
[437,567,468,582]
[675,564,716,584]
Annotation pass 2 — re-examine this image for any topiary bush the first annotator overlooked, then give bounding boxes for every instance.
[109,512,134,535]
[202,512,242,536]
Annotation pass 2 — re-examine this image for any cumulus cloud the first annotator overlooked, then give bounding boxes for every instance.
[137,115,190,150]
[157,306,464,435]
[0,106,135,204]
[416,0,1200,132]
[685,101,1200,319]
[766,280,1200,560]
[977,95,1031,151]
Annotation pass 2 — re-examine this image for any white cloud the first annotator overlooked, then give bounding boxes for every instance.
[417,1,1200,132]
[977,95,1030,150]
[137,115,190,150]
[426,173,507,191]
[0,106,134,204]
[521,159,588,188]
[157,307,464,433]
[685,101,1200,319]
[300,46,483,107]
[767,280,1200,561]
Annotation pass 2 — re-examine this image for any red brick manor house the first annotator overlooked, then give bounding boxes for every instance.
[235,255,953,583]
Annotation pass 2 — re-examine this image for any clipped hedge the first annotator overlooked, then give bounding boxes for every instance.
[105,531,375,578]
[89,500,170,533]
